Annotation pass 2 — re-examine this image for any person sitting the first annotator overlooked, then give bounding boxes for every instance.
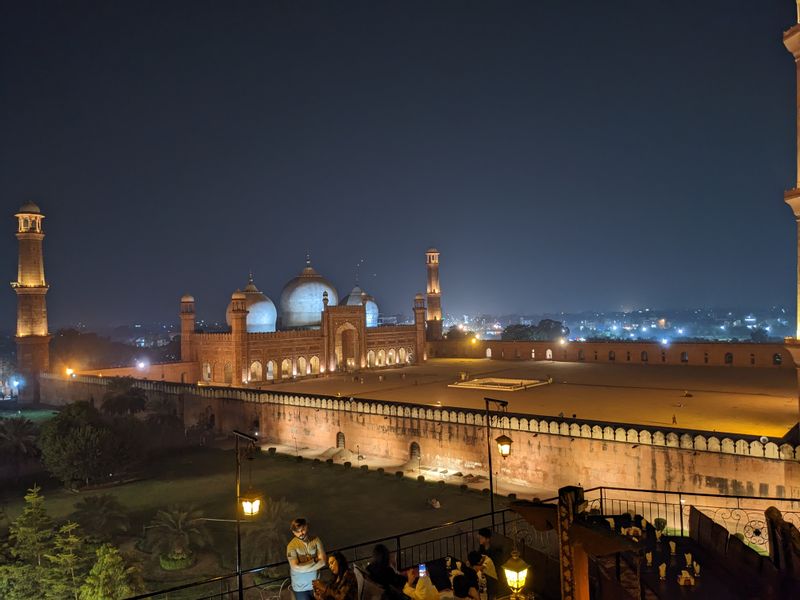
[313,552,358,600]
[467,551,497,600]
[366,543,405,591]
[452,575,478,600]
[448,563,480,600]
[476,529,501,566]
[403,567,441,600]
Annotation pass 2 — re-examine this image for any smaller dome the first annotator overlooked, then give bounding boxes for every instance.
[18,202,41,214]
[415,293,424,300]
[340,285,379,327]
[231,291,246,301]
[226,276,277,332]
[181,294,195,303]
[426,247,438,254]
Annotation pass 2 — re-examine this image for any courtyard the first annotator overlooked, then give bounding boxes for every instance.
[268,358,798,438]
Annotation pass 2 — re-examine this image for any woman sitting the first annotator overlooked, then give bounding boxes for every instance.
[313,552,358,600]
[367,544,405,591]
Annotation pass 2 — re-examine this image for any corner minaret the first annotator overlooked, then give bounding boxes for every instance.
[12,202,51,399]
[425,247,443,340]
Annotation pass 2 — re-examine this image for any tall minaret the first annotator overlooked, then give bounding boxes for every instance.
[11,202,51,400]
[425,247,443,340]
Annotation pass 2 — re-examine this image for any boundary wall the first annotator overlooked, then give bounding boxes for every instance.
[39,374,800,499]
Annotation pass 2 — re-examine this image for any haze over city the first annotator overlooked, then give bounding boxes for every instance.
[2,0,799,327]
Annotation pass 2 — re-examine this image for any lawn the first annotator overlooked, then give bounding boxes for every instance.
[0,407,59,423]
[2,446,505,594]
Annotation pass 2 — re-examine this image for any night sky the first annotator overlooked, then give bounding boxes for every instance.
[1,1,798,327]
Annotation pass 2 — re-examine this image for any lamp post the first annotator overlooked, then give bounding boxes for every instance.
[484,398,511,528]
[234,429,260,600]
[502,549,530,600]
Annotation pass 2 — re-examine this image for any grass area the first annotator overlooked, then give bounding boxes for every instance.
[2,447,504,592]
[0,407,59,423]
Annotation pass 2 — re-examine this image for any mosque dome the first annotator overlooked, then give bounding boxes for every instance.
[226,276,277,333]
[340,285,379,327]
[181,294,195,303]
[18,202,41,214]
[279,259,338,329]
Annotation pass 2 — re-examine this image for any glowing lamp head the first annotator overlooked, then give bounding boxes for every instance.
[136,360,147,370]
[65,368,74,377]
[471,337,477,345]
[240,493,262,517]
[559,338,566,345]
[495,434,513,458]
[502,550,529,596]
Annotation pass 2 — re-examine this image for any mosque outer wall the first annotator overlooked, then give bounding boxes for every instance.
[428,339,796,368]
[39,375,800,499]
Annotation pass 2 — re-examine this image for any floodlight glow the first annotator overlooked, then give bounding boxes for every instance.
[661,339,668,346]
[136,360,147,369]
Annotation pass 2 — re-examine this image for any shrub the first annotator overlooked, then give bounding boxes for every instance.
[437,480,445,488]
[159,553,195,571]
[268,447,277,455]
[313,458,321,464]
[417,475,425,483]
[343,461,352,469]
[481,488,490,495]
[654,518,667,532]
[453,472,463,477]
[377,467,385,475]
[295,455,303,462]
[508,493,517,500]
[460,484,469,493]
[326,458,334,466]
[395,471,404,479]
[360,464,369,472]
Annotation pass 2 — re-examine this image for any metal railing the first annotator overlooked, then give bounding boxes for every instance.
[128,508,547,600]
[583,486,800,554]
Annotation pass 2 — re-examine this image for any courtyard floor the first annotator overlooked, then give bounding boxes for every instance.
[267,358,798,437]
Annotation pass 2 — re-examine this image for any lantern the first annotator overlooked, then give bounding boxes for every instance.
[495,434,513,458]
[502,550,530,598]
[240,492,262,516]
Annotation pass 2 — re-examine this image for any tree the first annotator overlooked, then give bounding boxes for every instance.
[101,378,147,416]
[0,417,39,481]
[44,521,92,600]
[241,497,297,570]
[445,325,474,341]
[78,544,141,600]
[40,422,116,487]
[9,485,53,566]
[146,505,211,560]
[71,495,130,542]
[0,563,48,599]
[501,324,536,341]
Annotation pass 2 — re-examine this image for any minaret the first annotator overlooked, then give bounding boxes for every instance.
[180,294,196,362]
[413,293,427,363]
[12,202,51,400]
[425,247,443,340]
[786,14,800,338]
[230,291,248,385]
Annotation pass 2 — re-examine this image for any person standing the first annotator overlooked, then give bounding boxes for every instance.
[287,517,326,600]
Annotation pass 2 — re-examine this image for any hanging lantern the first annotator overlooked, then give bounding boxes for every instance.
[240,491,262,516]
[495,434,513,458]
[502,550,530,598]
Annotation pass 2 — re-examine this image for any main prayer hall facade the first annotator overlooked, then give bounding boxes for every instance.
[180,254,437,386]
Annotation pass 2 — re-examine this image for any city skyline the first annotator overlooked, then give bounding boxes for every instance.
[1,1,798,327]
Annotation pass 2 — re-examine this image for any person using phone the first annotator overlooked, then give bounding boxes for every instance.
[403,565,440,600]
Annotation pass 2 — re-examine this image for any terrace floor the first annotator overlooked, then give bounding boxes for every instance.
[268,358,799,438]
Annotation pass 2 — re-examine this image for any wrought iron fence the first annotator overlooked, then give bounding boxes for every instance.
[583,486,800,554]
[128,508,541,600]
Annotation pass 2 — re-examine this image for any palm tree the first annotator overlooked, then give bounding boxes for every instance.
[0,417,39,481]
[241,497,297,570]
[146,505,211,559]
[71,495,130,542]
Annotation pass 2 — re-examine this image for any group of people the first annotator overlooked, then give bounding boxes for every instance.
[286,518,501,600]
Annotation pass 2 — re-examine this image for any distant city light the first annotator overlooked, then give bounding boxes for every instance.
[661,338,668,346]
[719,325,725,330]
[677,328,684,334]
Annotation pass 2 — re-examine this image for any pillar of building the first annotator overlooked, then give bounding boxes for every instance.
[180,294,196,362]
[413,293,427,363]
[784,19,800,425]
[12,202,51,402]
[425,247,443,341]
[229,291,248,385]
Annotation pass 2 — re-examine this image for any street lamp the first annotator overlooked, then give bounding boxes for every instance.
[484,398,510,527]
[234,430,259,600]
[502,550,530,600]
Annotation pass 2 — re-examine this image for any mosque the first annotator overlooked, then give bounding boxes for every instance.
[178,250,444,386]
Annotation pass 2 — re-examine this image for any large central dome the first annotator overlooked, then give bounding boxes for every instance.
[226,275,277,332]
[279,259,338,329]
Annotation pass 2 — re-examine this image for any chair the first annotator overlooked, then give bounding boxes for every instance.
[354,566,365,600]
